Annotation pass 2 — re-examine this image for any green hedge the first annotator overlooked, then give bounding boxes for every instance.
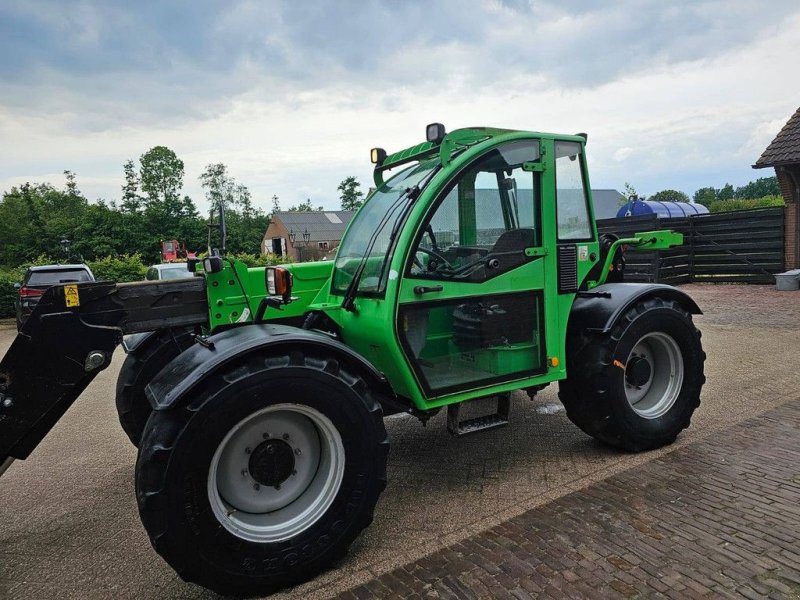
[708,195,784,213]
[87,254,147,282]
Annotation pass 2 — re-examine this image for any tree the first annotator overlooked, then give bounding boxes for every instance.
[271,194,281,215]
[121,159,142,213]
[288,198,323,212]
[64,170,79,196]
[620,182,640,205]
[693,187,716,207]
[716,183,734,202]
[199,163,266,255]
[734,176,780,199]
[648,189,690,203]
[139,146,184,207]
[338,176,364,211]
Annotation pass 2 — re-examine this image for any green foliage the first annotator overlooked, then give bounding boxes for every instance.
[622,182,639,203]
[121,159,142,213]
[716,183,734,202]
[648,189,690,203]
[0,148,281,279]
[708,195,785,213]
[693,187,716,206]
[338,176,364,211]
[0,270,20,318]
[86,254,147,282]
[734,176,779,199]
[230,252,290,267]
[199,163,268,255]
[140,146,184,207]
[288,198,323,212]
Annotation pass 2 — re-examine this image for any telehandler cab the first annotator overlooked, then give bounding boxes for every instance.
[0,124,704,596]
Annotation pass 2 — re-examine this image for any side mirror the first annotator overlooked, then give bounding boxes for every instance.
[265,267,293,303]
[13,283,21,290]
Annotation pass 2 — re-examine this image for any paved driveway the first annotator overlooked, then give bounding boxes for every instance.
[1,284,799,599]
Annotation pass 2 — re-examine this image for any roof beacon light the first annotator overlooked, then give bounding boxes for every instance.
[426,123,446,144]
[370,147,387,165]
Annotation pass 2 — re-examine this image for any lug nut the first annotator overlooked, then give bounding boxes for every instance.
[253,483,260,491]
[294,448,301,455]
[292,470,297,476]
[275,485,281,491]
[245,447,252,454]
[263,432,270,439]
[282,433,290,441]
[241,469,248,477]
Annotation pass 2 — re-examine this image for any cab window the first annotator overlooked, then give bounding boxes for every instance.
[555,141,593,241]
[408,140,540,283]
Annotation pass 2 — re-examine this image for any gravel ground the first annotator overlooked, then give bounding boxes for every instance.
[0,284,798,599]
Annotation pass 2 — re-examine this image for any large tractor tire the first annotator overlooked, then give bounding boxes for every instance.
[559,297,705,452]
[135,350,389,597]
[115,327,195,447]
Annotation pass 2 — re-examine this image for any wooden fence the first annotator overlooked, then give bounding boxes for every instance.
[596,207,785,284]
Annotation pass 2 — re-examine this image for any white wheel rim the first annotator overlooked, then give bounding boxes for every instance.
[208,403,345,543]
[624,332,684,419]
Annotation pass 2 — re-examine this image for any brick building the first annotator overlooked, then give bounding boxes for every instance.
[262,211,354,262]
[754,106,800,269]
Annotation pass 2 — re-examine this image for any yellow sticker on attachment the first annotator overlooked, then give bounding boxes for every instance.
[64,284,80,307]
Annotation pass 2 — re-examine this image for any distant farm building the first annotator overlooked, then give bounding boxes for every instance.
[262,211,355,262]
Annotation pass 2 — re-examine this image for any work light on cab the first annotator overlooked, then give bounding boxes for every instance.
[426,122,446,144]
[370,147,386,165]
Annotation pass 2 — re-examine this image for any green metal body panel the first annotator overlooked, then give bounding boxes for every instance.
[199,127,681,413]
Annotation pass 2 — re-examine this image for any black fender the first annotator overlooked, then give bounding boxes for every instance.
[145,324,391,411]
[568,283,702,338]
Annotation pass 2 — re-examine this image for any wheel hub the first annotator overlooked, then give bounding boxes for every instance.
[248,439,295,487]
[626,356,652,387]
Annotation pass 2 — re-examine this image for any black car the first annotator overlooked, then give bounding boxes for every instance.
[14,264,95,330]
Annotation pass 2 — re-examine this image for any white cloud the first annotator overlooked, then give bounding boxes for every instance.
[0,1,799,211]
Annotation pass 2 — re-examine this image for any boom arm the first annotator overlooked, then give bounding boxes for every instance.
[0,279,208,467]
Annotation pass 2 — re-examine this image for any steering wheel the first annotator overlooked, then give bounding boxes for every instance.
[414,247,455,272]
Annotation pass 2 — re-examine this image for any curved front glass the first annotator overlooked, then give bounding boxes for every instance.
[332,160,439,295]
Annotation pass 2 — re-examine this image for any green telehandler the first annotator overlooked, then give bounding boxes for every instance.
[0,124,704,596]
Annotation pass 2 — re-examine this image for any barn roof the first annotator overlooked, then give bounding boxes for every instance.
[272,211,355,242]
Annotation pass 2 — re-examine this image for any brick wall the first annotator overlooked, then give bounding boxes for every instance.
[776,166,800,269]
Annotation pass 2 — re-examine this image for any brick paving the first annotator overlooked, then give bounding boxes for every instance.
[338,400,800,599]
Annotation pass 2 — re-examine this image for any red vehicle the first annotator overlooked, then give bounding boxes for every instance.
[160,240,195,262]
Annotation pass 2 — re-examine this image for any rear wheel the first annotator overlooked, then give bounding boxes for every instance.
[115,328,195,447]
[559,297,704,451]
[135,350,389,597]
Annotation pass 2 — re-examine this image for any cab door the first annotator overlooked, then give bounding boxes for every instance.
[395,140,549,399]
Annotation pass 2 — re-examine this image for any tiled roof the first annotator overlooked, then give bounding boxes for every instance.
[273,211,355,242]
[754,106,800,168]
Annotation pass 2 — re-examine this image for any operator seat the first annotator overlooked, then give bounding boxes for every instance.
[489,227,534,272]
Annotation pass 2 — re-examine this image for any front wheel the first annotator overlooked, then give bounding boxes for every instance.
[135,351,389,597]
[559,297,705,451]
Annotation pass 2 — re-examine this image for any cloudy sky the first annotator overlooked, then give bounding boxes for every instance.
[1,0,799,212]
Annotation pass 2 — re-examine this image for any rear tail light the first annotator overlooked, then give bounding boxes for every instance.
[19,287,45,298]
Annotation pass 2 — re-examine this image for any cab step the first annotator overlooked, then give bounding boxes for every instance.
[447,394,511,436]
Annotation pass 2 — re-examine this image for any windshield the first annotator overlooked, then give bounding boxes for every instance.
[332,160,439,295]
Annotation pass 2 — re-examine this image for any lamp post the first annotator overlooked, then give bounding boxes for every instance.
[288,228,311,262]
